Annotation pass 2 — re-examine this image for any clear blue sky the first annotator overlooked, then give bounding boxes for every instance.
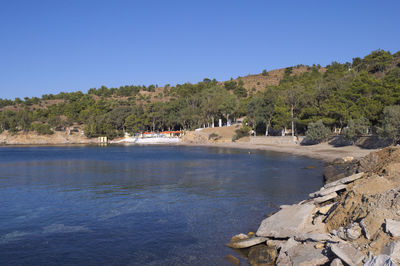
[1,0,399,99]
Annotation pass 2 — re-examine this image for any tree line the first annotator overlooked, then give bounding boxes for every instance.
[0,49,399,143]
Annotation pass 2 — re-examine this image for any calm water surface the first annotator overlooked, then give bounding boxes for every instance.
[0,145,324,265]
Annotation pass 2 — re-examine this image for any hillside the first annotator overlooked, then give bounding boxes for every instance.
[0,49,399,144]
[227,65,326,92]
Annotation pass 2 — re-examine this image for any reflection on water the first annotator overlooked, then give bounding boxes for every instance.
[0,145,323,265]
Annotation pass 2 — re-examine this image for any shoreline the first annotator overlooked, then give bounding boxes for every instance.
[178,141,379,162]
[0,140,379,162]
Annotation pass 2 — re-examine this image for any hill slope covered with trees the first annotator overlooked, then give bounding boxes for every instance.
[0,49,399,143]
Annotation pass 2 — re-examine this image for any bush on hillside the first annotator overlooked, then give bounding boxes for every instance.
[342,117,370,143]
[32,124,53,135]
[378,105,400,144]
[305,120,330,144]
[232,126,251,142]
[208,133,220,141]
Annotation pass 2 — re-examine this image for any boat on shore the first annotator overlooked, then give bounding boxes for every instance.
[112,136,180,144]
[111,131,181,144]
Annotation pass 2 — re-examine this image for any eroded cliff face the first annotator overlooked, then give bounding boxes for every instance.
[0,130,96,145]
[227,146,400,265]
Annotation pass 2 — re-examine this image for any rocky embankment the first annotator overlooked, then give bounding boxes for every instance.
[227,146,400,265]
[0,130,96,145]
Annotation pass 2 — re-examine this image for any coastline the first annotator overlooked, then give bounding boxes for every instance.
[178,141,379,162]
[0,130,380,162]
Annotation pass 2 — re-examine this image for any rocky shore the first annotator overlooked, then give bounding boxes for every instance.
[227,146,400,265]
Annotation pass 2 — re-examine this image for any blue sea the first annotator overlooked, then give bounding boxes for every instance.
[0,145,323,265]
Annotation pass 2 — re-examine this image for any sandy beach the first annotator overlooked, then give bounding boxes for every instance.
[180,141,379,162]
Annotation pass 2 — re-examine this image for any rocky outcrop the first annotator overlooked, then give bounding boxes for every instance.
[227,146,400,265]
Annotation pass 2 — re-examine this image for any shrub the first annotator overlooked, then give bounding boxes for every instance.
[342,117,370,142]
[208,133,220,141]
[232,126,250,142]
[262,69,269,76]
[305,120,330,144]
[32,123,53,135]
[378,105,400,144]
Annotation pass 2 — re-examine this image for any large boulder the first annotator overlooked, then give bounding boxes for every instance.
[256,204,315,238]
[247,244,277,266]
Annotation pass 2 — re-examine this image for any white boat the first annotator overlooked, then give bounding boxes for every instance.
[112,136,180,144]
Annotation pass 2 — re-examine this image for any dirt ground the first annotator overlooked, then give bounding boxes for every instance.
[181,126,378,161]
[0,130,96,145]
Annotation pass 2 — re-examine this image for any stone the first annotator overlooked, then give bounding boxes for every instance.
[247,245,277,266]
[266,239,287,249]
[313,192,338,204]
[330,258,344,266]
[336,227,347,240]
[342,156,354,162]
[309,184,347,198]
[360,219,371,239]
[317,203,335,215]
[227,236,267,249]
[385,219,400,237]
[230,233,249,243]
[329,243,365,266]
[324,172,364,189]
[286,243,329,266]
[315,243,325,249]
[279,237,299,253]
[294,233,333,242]
[276,252,291,265]
[256,204,315,238]
[301,215,326,235]
[279,205,291,209]
[346,223,362,240]
[224,254,240,266]
[382,241,400,264]
[363,255,396,266]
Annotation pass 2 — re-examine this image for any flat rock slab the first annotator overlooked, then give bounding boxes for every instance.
[387,241,400,264]
[330,258,344,266]
[294,233,333,242]
[226,236,267,249]
[324,172,364,189]
[309,184,347,198]
[329,243,364,266]
[364,255,396,266]
[385,219,400,237]
[287,243,329,266]
[256,204,315,238]
[313,192,338,204]
[317,203,335,215]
